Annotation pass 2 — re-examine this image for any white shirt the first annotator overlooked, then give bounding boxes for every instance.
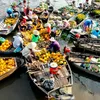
[21,42,40,58]
[28,10,33,19]
[13,35,23,48]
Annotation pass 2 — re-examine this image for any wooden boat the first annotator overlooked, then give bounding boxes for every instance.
[67,49,100,78]
[0,52,25,81]
[33,7,44,15]
[40,11,50,23]
[27,59,74,99]
[68,12,88,29]
[73,38,100,56]
[48,11,63,37]
[0,14,19,35]
[58,5,82,20]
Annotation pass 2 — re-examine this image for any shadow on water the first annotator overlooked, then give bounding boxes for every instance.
[0,66,27,89]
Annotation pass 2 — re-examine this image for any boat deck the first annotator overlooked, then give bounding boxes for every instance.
[29,64,70,89]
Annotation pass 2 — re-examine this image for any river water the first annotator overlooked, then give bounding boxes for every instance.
[0,0,100,100]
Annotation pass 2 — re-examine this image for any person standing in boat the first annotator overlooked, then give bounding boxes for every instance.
[44,23,51,35]
[13,32,23,50]
[47,37,60,52]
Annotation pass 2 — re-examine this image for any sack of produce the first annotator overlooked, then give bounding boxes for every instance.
[42,79,54,91]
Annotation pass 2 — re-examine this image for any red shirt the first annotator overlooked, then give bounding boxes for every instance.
[47,27,51,33]
[22,18,26,23]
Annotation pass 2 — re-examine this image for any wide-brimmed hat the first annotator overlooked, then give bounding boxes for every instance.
[17,32,21,36]
[44,23,51,27]
[33,15,38,19]
[49,37,56,42]
[28,42,37,49]
[50,62,58,68]
[23,16,28,19]
[33,30,40,35]
[27,21,33,25]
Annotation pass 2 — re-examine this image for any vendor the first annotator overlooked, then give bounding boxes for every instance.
[21,42,40,62]
[62,19,70,30]
[27,21,33,30]
[32,30,40,43]
[84,0,89,10]
[7,7,14,17]
[28,8,33,20]
[44,23,51,34]
[91,27,100,38]
[18,20,27,31]
[78,3,83,9]
[48,37,60,52]
[33,13,38,25]
[22,16,28,24]
[63,46,71,58]
[13,32,23,49]
[83,19,93,32]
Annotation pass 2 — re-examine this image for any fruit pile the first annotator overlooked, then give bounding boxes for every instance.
[35,48,67,65]
[0,58,16,76]
[21,31,33,46]
[36,48,50,63]
[0,40,12,51]
[4,17,17,26]
[51,52,67,65]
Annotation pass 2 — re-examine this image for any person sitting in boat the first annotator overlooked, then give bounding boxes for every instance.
[71,1,76,8]
[44,23,51,35]
[13,32,23,50]
[91,27,100,38]
[63,46,71,58]
[83,0,90,10]
[18,20,27,31]
[7,7,14,17]
[47,37,60,52]
[33,12,38,25]
[28,8,33,20]
[36,19,43,31]
[78,3,83,9]
[18,2,24,17]
[83,19,93,32]
[62,19,70,30]
[22,16,28,24]
[21,42,40,63]
[43,9,49,15]
[11,3,19,16]
[26,21,33,30]
[32,30,40,43]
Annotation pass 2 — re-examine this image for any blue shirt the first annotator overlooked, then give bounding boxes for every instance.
[84,19,92,26]
[91,30,100,37]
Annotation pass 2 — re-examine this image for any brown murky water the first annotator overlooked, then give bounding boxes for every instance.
[0,1,100,100]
